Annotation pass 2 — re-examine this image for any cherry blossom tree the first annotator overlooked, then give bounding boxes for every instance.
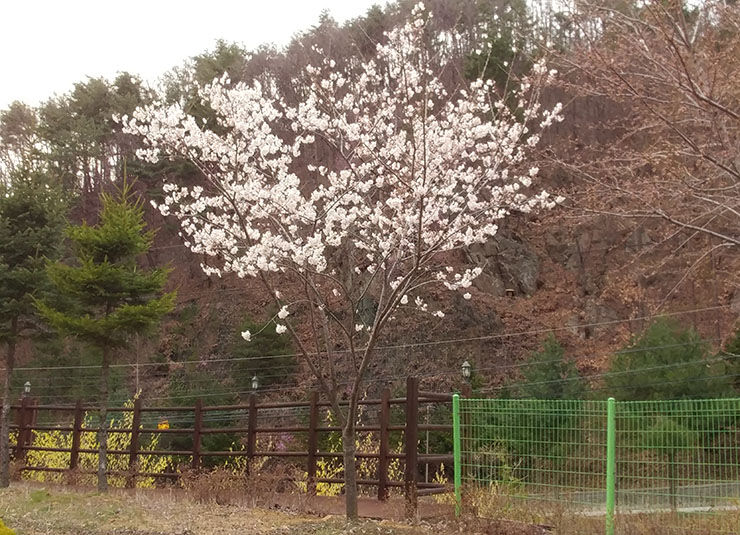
[123,3,561,518]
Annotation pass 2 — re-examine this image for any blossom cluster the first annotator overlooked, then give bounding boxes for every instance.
[123,2,562,328]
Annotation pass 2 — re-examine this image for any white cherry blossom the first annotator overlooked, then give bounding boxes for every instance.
[124,3,561,516]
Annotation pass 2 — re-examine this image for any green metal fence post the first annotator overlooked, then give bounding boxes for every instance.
[453,393,462,517]
[605,397,616,535]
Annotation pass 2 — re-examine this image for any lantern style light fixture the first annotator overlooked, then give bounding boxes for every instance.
[251,375,259,392]
[23,381,31,397]
[461,361,472,381]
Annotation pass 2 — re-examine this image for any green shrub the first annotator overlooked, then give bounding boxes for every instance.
[472,336,588,483]
[509,334,586,400]
[719,327,740,392]
[163,369,240,468]
[605,318,731,400]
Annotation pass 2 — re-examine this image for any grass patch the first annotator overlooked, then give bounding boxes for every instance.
[0,483,438,535]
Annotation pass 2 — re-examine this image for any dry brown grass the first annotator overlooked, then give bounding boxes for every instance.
[614,509,740,535]
[178,463,304,508]
[4,478,736,535]
[0,482,439,535]
[461,486,740,535]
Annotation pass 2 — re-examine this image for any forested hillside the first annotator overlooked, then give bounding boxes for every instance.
[2,0,739,409]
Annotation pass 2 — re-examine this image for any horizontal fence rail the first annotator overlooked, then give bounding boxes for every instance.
[3,377,453,516]
[454,396,740,535]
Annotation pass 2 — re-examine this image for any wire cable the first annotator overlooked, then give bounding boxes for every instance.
[7,303,731,373]
[13,337,730,397]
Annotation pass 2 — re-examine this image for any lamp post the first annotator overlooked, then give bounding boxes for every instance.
[251,375,259,393]
[461,361,471,381]
[461,361,472,397]
[23,381,31,398]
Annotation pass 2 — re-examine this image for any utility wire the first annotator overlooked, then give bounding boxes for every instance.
[38,347,740,402]
[6,303,732,373]
[13,337,729,391]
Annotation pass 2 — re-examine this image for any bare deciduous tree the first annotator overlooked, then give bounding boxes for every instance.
[556,1,740,251]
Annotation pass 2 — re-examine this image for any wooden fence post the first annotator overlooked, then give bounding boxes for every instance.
[127,397,142,488]
[246,394,257,475]
[377,387,391,501]
[306,391,319,495]
[191,399,203,470]
[404,376,419,518]
[12,398,22,460]
[30,398,39,431]
[69,400,84,471]
[14,397,31,464]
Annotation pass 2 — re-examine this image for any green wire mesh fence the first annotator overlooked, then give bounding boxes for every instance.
[453,396,740,535]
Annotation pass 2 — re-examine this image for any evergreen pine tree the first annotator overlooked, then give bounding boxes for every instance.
[0,173,66,487]
[231,315,295,389]
[605,319,731,401]
[37,182,175,491]
[485,336,585,480]
[720,327,740,392]
[516,334,585,400]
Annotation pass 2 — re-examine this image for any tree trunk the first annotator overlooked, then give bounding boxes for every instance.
[342,425,358,520]
[0,331,16,488]
[98,348,110,492]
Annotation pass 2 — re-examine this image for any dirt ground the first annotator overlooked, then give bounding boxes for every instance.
[0,483,456,535]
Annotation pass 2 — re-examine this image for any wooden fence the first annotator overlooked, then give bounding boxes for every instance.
[6,377,453,514]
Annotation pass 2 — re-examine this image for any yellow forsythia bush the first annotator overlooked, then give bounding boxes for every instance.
[24,398,169,488]
[0,518,16,535]
[299,410,404,497]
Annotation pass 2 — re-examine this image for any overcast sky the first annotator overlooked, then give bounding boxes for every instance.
[0,0,382,109]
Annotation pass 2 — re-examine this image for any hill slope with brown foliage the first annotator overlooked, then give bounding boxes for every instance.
[3,0,739,405]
